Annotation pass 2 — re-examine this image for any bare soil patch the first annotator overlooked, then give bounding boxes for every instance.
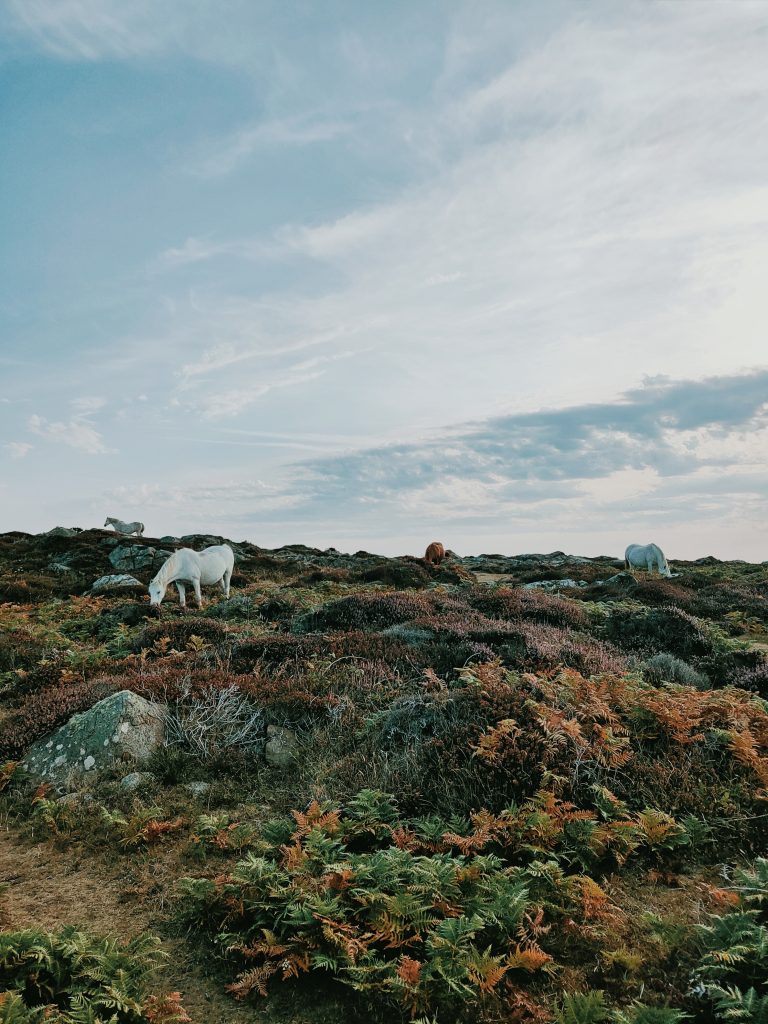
[0,825,265,1023]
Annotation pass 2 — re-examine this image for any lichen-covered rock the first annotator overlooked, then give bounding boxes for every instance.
[264,724,298,767]
[108,545,172,574]
[120,771,156,791]
[23,690,166,782]
[109,544,158,573]
[91,573,144,592]
[522,579,585,590]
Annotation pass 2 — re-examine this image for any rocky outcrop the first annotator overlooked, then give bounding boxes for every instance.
[108,545,171,574]
[91,573,144,593]
[522,578,587,590]
[23,691,166,783]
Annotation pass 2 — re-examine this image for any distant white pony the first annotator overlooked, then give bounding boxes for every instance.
[625,542,672,577]
[104,516,144,537]
[148,544,234,609]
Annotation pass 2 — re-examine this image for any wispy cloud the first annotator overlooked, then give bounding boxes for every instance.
[190,115,354,178]
[3,442,33,459]
[179,349,360,419]
[28,398,113,454]
[4,0,174,60]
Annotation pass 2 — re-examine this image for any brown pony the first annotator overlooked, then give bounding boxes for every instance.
[424,541,445,566]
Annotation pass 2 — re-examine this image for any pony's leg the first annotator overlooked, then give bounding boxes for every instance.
[193,578,203,608]
[223,569,232,598]
[176,582,186,608]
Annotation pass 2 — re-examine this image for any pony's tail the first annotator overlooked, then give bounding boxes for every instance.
[624,558,629,570]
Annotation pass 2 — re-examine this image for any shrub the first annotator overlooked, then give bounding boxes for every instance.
[730,660,768,699]
[692,857,768,1019]
[641,653,709,689]
[358,663,768,825]
[0,924,188,1022]
[0,678,117,759]
[133,617,231,654]
[292,592,438,633]
[165,684,265,760]
[0,628,49,673]
[467,585,589,630]
[177,789,629,1017]
[603,605,715,661]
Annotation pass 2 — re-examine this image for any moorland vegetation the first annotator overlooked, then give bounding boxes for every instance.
[0,527,766,1023]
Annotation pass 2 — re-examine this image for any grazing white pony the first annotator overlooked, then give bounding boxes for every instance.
[104,517,144,537]
[148,544,234,609]
[625,542,672,577]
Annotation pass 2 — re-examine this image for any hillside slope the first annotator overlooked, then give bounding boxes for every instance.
[1,529,767,1023]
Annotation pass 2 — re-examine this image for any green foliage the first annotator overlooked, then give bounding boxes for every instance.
[555,991,609,1024]
[693,858,768,1020]
[176,790,576,1014]
[0,925,184,1023]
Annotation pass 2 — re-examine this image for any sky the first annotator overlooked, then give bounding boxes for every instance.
[1,0,767,560]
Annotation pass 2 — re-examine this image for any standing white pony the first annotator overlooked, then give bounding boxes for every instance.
[104,517,144,537]
[624,543,672,577]
[148,544,234,608]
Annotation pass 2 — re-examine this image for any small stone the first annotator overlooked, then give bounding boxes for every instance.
[120,771,155,792]
[83,755,96,770]
[91,573,144,593]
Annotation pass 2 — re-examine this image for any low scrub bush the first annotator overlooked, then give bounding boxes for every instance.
[692,857,768,1021]
[730,660,768,699]
[0,924,189,1022]
[165,684,265,760]
[292,592,441,633]
[359,663,768,827]
[177,788,651,1018]
[603,606,716,661]
[641,653,709,689]
[0,679,117,760]
[467,585,589,630]
[0,628,49,673]
[134,617,231,654]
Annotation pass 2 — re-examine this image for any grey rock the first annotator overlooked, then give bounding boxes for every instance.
[45,526,81,538]
[56,792,95,805]
[120,771,156,791]
[91,573,144,592]
[594,572,638,587]
[265,724,298,767]
[522,578,586,590]
[23,690,167,783]
[109,544,158,573]
[49,562,75,574]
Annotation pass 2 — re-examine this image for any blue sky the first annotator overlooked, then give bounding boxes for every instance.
[1,1,767,559]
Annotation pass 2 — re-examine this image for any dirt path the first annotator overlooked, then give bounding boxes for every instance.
[0,826,265,1023]
[473,571,514,585]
